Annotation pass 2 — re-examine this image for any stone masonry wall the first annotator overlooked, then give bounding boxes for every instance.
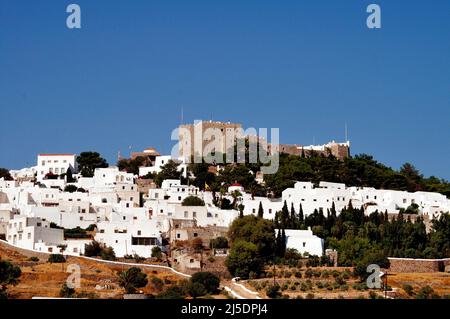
[388,257,450,273]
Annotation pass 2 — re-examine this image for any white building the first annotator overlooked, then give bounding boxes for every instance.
[138,155,188,178]
[36,154,77,182]
[94,209,163,258]
[277,228,324,256]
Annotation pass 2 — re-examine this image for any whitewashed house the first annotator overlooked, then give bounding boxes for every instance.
[276,228,324,256]
[36,154,77,182]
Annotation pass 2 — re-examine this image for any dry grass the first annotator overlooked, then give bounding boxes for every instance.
[0,243,185,299]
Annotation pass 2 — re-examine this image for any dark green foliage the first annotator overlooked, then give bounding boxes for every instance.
[415,285,440,299]
[84,240,102,257]
[0,258,21,298]
[210,236,229,249]
[264,154,450,197]
[151,246,162,260]
[101,246,116,261]
[154,160,182,187]
[117,267,148,294]
[59,283,75,298]
[228,215,276,261]
[403,284,414,296]
[225,240,262,278]
[266,284,281,298]
[0,168,13,181]
[150,276,164,291]
[117,156,146,175]
[64,185,78,193]
[64,226,91,239]
[47,254,66,263]
[76,152,108,177]
[257,201,264,218]
[181,196,205,206]
[66,168,75,183]
[190,272,220,294]
[157,284,187,299]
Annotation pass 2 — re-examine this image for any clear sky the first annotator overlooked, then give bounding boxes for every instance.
[0,0,449,179]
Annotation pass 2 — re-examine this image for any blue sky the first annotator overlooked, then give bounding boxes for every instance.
[0,0,449,179]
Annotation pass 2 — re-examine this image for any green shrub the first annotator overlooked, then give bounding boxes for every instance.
[101,246,116,261]
[181,196,205,206]
[403,284,414,296]
[190,272,220,294]
[47,254,66,263]
[59,283,75,298]
[266,284,281,299]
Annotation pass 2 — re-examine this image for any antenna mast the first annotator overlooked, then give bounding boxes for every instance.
[345,122,348,142]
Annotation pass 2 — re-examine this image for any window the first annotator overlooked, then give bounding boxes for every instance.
[27,233,31,239]
[177,233,181,239]
[193,212,197,218]
[131,237,156,245]
[184,211,188,218]
[81,209,86,213]
[193,233,198,237]
[269,209,272,214]
[102,198,107,203]
[190,259,194,263]
[303,242,306,247]
[178,196,181,201]
[252,209,256,214]
[100,229,104,233]
[42,161,45,166]
[73,248,78,253]
[137,230,141,235]
[123,216,126,220]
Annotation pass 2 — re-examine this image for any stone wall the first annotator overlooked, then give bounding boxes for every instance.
[388,257,450,273]
[0,239,51,260]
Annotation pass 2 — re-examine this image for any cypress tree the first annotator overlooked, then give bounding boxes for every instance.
[290,203,296,228]
[298,204,304,226]
[257,201,264,218]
